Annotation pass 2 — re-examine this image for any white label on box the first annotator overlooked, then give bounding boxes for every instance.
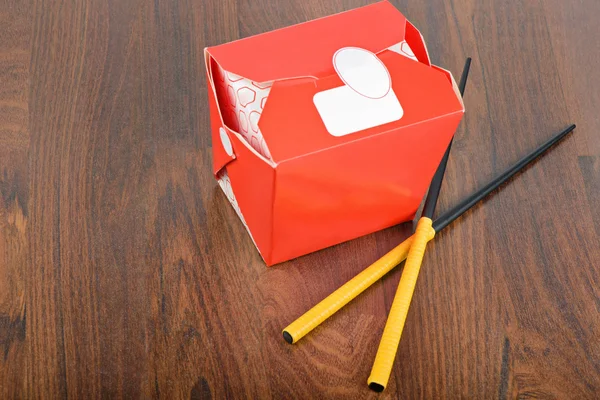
[313,86,403,137]
[314,47,403,137]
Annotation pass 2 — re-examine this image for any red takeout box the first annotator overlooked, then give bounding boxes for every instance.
[204,0,464,266]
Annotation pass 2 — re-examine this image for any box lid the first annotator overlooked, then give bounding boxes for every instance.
[206,1,414,83]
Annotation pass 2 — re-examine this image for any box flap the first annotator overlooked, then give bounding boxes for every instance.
[205,1,407,83]
[258,50,464,162]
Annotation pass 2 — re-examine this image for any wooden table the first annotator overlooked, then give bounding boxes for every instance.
[1,0,599,398]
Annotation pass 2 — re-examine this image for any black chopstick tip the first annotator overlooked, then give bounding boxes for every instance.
[369,382,385,392]
[464,57,472,69]
[457,57,472,96]
[563,124,576,134]
[282,331,293,344]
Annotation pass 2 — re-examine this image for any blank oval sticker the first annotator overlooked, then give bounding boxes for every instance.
[334,47,391,99]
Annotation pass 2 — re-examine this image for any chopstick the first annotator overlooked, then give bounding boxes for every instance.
[369,124,576,391]
[368,58,472,391]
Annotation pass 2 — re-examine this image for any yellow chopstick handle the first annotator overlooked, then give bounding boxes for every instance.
[283,235,415,344]
[368,217,435,391]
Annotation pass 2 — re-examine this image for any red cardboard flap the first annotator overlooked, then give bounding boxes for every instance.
[206,1,407,83]
[405,20,431,66]
[259,50,464,162]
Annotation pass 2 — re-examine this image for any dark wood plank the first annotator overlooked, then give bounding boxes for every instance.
[0,0,599,398]
[0,1,31,398]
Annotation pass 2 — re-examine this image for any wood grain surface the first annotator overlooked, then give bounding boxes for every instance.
[1,0,599,398]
